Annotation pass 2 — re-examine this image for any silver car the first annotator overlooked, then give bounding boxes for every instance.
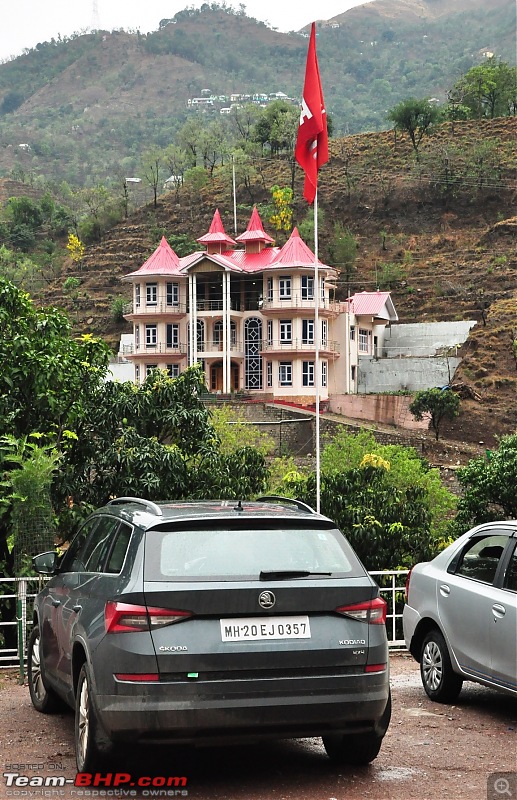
[29,497,391,771]
[403,520,517,702]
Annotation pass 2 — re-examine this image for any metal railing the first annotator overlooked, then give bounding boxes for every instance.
[0,570,409,679]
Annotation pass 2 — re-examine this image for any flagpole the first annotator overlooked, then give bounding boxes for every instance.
[314,189,321,514]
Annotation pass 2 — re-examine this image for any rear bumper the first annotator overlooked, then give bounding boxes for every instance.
[97,672,390,744]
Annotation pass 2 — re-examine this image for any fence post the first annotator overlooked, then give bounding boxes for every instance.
[16,578,28,685]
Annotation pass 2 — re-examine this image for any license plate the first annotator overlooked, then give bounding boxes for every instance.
[221,616,311,642]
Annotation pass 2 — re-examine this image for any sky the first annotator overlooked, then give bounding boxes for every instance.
[0,0,373,62]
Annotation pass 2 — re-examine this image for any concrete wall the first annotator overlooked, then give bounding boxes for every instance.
[329,394,429,430]
[357,356,461,393]
[384,320,477,358]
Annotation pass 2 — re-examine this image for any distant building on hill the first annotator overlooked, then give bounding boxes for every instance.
[120,208,398,402]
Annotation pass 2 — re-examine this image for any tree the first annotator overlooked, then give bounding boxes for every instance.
[451,433,517,533]
[282,459,434,570]
[387,98,441,159]
[0,280,111,443]
[452,59,517,119]
[328,223,358,292]
[53,368,270,538]
[319,428,456,541]
[409,387,460,440]
[140,148,163,208]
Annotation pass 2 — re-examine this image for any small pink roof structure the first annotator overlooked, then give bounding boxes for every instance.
[271,227,322,268]
[348,291,398,321]
[196,209,236,249]
[235,206,274,245]
[122,236,181,279]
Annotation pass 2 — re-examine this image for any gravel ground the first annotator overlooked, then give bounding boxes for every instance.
[0,653,516,800]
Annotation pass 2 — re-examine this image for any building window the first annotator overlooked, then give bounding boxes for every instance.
[244,317,263,390]
[320,277,325,301]
[166,364,180,378]
[197,320,205,351]
[135,284,141,308]
[321,360,328,388]
[302,361,315,387]
[279,320,292,343]
[166,323,179,349]
[213,320,236,348]
[279,276,291,299]
[279,362,292,386]
[359,328,369,352]
[145,324,157,347]
[166,282,179,307]
[267,277,273,302]
[301,275,314,300]
[302,319,314,344]
[350,325,355,341]
[135,364,140,383]
[145,364,156,377]
[134,325,140,349]
[266,361,273,388]
[267,319,273,346]
[351,365,356,381]
[146,283,157,305]
[321,319,328,347]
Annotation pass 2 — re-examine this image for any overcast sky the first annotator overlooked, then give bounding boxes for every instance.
[0,0,374,62]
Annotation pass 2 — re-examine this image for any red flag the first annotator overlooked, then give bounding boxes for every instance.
[295,22,329,204]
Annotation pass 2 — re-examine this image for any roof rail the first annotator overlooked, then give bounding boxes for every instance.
[255,495,316,514]
[107,497,163,516]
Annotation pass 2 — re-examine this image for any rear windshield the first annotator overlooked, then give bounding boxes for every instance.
[144,523,365,581]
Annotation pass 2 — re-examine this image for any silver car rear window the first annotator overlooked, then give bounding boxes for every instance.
[144,525,364,581]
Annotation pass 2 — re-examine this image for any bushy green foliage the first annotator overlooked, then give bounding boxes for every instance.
[273,429,456,569]
[451,433,517,534]
[209,405,275,457]
[320,429,456,541]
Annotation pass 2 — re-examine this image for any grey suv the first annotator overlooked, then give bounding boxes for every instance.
[29,497,391,771]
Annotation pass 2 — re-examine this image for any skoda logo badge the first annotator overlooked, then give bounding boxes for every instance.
[259,591,276,609]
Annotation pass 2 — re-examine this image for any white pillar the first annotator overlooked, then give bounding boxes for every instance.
[222,272,228,393]
[225,272,232,392]
[188,274,194,366]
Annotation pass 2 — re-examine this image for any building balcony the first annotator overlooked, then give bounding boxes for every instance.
[123,342,188,358]
[261,295,341,316]
[123,302,187,317]
[261,339,340,356]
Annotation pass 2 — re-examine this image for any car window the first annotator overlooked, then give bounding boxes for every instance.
[144,524,365,581]
[105,523,132,574]
[60,519,99,573]
[455,534,508,584]
[503,543,517,592]
[81,516,121,572]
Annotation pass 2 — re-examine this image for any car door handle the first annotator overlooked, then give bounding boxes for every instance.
[72,605,82,613]
[439,584,451,596]
[492,604,506,619]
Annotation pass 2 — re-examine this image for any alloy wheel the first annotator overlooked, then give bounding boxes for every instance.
[422,639,443,692]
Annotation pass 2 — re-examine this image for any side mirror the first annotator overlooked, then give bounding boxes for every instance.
[32,551,59,576]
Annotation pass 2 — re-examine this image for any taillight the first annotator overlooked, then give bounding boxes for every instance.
[335,596,387,625]
[405,568,413,602]
[105,602,193,634]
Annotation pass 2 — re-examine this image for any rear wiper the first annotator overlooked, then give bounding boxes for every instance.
[259,570,332,580]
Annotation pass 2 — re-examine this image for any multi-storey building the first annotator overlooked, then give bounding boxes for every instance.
[122,208,397,401]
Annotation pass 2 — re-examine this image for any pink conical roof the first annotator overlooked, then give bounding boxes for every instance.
[124,236,181,277]
[197,208,236,246]
[235,206,274,243]
[271,227,321,267]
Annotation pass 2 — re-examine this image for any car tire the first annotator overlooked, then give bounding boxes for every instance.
[27,625,61,713]
[322,691,391,765]
[420,629,463,703]
[75,663,113,772]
